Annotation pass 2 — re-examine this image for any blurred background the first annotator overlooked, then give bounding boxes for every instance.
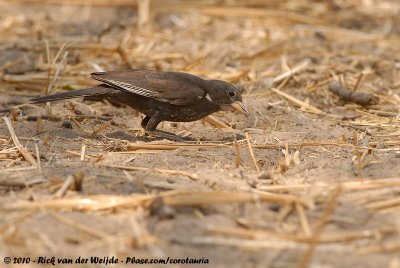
[1,1,400,268]
[1,0,398,94]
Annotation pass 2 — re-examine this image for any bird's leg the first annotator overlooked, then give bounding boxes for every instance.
[143,114,191,142]
[140,115,151,129]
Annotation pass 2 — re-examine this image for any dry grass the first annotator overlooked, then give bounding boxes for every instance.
[0,0,400,267]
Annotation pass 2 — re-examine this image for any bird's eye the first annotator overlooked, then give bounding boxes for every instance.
[229,91,235,97]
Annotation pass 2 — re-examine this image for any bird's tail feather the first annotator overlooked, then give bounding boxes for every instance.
[31,85,113,103]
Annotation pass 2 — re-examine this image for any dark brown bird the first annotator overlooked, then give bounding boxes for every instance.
[31,69,249,141]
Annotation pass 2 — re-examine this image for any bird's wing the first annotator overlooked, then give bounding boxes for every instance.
[91,70,207,105]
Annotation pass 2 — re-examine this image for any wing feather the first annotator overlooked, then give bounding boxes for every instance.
[91,70,207,105]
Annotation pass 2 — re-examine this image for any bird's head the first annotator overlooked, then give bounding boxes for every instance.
[207,80,249,116]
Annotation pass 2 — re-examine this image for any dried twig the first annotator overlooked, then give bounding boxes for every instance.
[245,132,260,173]
[3,116,36,166]
[272,59,311,84]
[54,175,74,198]
[99,163,199,180]
[271,88,325,115]
[34,142,41,173]
[298,188,341,268]
[233,137,241,168]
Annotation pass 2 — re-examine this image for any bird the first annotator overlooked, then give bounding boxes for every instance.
[31,69,249,141]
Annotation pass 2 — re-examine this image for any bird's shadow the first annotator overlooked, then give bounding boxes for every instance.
[105,130,243,143]
[105,130,190,142]
[105,130,147,142]
[35,128,243,144]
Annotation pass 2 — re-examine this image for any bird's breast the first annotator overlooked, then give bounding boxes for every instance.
[110,92,220,122]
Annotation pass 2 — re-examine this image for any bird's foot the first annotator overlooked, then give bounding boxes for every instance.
[146,130,192,142]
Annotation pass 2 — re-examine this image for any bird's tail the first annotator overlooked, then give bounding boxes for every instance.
[31,85,113,103]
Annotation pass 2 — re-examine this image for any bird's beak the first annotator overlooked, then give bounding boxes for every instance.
[230,101,249,116]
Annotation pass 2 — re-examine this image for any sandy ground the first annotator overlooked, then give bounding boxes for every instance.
[0,1,400,267]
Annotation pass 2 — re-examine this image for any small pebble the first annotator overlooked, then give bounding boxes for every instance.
[61,120,73,129]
